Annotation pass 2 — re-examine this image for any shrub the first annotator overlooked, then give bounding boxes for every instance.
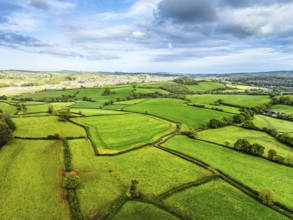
[259,189,276,205]
[67,189,83,220]
[62,173,80,189]
[268,149,277,160]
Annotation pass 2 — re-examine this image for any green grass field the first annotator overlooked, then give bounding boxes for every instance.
[164,178,286,220]
[70,108,127,116]
[0,102,16,114]
[19,89,79,99]
[187,94,271,107]
[72,113,175,153]
[186,82,225,92]
[113,201,178,220]
[13,116,86,138]
[162,136,293,208]
[70,101,105,109]
[253,115,293,133]
[0,139,70,219]
[271,104,293,114]
[135,88,169,95]
[69,139,210,217]
[17,102,74,114]
[125,98,233,128]
[197,126,293,157]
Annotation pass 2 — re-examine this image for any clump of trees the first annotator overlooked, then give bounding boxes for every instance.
[62,172,80,189]
[234,139,264,156]
[129,179,141,199]
[208,117,232,128]
[57,108,71,121]
[0,113,16,148]
[173,77,198,85]
[182,127,197,139]
[102,88,114,96]
[259,189,276,205]
[271,95,293,105]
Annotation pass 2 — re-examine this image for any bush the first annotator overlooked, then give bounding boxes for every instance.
[259,189,276,205]
[62,173,80,189]
[63,139,72,171]
[67,189,83,220]
[268,149,277,160]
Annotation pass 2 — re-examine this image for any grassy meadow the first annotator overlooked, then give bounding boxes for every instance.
[163,136,293,208]
[0,139,70,220]
[271,104,293,114]
[72,113,175,153]
[186,81,225,92]
[125,98,233,128]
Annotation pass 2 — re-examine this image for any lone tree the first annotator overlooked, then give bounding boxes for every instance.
[0,121,13,148]
[57,108,71,121]
[48,105,54,114]
[62,172,80,189]
[259,189,276,205]
[268,149,277,160]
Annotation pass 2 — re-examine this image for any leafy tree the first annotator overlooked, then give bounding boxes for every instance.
[250,143,265,156]
[0,121,13,148]
[268,149,277,160]
[234,139,250,151]
[62,173,80,189]
[259,189,276,205]
[129,179,141,199]
[48,105,54,114]
[0,113,16,131]
[57,108,71,121]
[233,114,245,123]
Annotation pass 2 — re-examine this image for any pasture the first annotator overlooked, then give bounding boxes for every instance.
[125,98,233,128]
[69,139,210,217]
[187,94,271,107]
[0,139,70,220]
[13,116,86,138]
[271,104,293,114]
[186,81,225,92]
[0,102,16,114]
[253,115,293,133]
[72,113,175,153]
[197,126,293,157]
[164,178,286,220]
[163,136,293,208]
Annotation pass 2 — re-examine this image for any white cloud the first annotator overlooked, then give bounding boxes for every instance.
[132,31,145,38]
[168,42,173,49]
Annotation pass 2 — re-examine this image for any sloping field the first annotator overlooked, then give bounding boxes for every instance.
[188,94,271,107]
[162,136,293,208]
[69,139,210,217]
[271,104,293,114]
[18,102,74,114]
[125,98,233,128]
[0,139,70,220]
[164,178,286,220]
[197,126,293,157]
[113,201,178,220]
[186,82,225,92]
[0,102,16,114]
[19,89,79,99]
[72,113,175,153]
[13,116,86,138]
[253,115,293,133]
[70,108,127,116]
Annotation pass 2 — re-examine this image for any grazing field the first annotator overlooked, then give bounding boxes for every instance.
[72,113,175,153]
[253,115,293,133]
[69,139,210,217]
[186,82,225,92]
[197,126,293,157]
[162,136,293,208]
[18,89,79,99]
[70,108,127,116]
[0,139,70,220]
[70,101,105,109]
[125,98,233,128]
[115,98,147,105]
[17,102,74,114]
[164,178,286,220]
[0,102,16,114]
[13,116,86,138]
[76,85,133,100]
[271,104,293,114]
[135,88,169,95]
[113,201,178,220]
[188,94,271,107]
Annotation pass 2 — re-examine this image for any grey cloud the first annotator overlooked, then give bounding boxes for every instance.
[220,0,292,8]
[30,0,50,10]
[156,0,217,23]
[0,32,49,47]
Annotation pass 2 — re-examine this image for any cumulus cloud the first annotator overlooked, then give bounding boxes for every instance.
[0,32,49,47]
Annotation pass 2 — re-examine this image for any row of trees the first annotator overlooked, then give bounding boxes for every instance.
[0,111,16,148]
[234,139,265,156]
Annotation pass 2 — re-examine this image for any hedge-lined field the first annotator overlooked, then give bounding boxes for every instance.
[186,82,225,92]
[253,115,293,133]
[70,108,127,116]
[164,179,286,220]
[113,201,178,220]
[197,126,293,157]
[188,94,271,107]
[0,102,16,114]
[162,136,293,208]
[69,139,210,217]
[13,116,86,138]
[0,139,70,220]
[17,102,74,114]
[72,113,175,153]
[19,89,79,99]
[271,104,293,114]
[125,98,233,128]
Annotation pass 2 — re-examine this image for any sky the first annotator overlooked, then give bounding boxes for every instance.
[1,0,293,73]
